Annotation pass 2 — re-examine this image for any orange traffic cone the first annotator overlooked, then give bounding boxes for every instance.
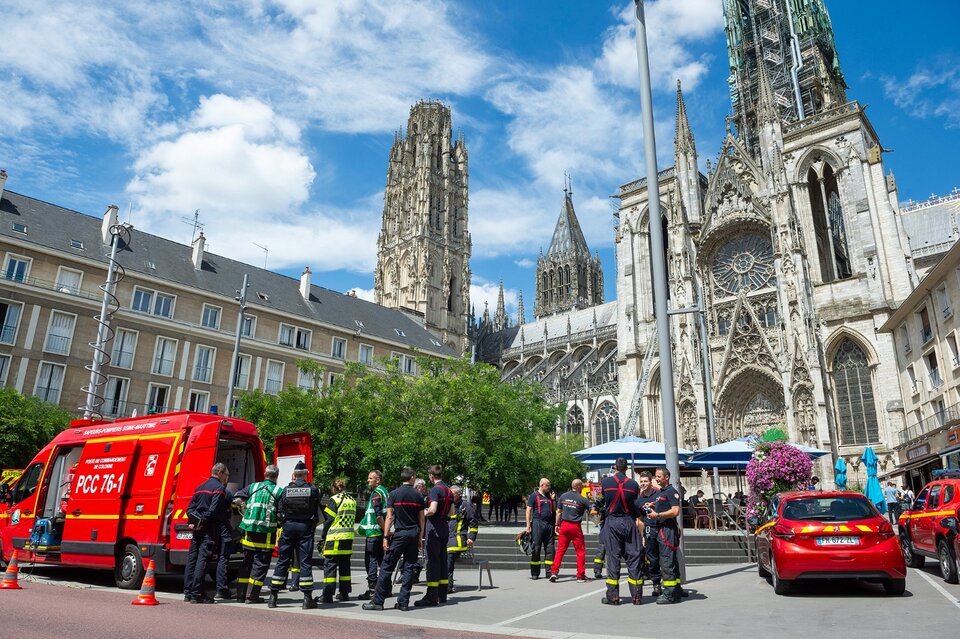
[1,550,22,590]
[131,559,159,606]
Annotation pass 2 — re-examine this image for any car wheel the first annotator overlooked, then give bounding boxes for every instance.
[938,540,960,584]
[900,533,925,568]
[883,578,906,596]
[115,543,146,590]
[771,555,790,595]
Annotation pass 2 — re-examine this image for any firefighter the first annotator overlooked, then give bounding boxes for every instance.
[183,463,229,604]
[357,470,390,601]
[268,461,320,609]
[525,478,555,580]
[600,457,642,606]
[550,479,595,582]
[362,467,426,612]
[416,464,454,606]
[592,491,607,579]
[320,478,357,603]
[651,467,683,604]
[233,464,283,604]
[634,471,661,598]
[446,485,479,593]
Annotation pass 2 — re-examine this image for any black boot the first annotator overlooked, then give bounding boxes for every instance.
[303,593,317,610]
[246,585,264,604]
[235,583,247,604]
[651,583,662,597]
[267,590,278,608]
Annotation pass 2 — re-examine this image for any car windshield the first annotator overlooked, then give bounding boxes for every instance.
[781,497,875,522]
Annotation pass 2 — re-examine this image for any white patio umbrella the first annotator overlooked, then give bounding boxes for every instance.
[572,436,693,469]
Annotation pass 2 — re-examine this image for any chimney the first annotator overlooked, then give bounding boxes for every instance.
[101,204,119,244]
[191,232,205,270]
[300,266,312,300]
[0,169,7,202]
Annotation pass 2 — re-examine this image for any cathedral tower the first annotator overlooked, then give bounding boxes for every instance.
[375,101,471,353]
[534,183,604,318]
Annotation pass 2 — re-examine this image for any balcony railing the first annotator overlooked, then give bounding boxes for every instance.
[921,327,933,344]
[930,370,944,389]
[193,366,213,383]
[1,271,101,303]
[44,334,72,355]
[0,324,17,344]
[898,400,960,446]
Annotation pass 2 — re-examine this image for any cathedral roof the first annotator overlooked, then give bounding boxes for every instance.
[508,301,617,348]
[546,192,591,258]
[900,194,960,260]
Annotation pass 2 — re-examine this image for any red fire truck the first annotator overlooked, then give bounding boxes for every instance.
[0,411,310,589]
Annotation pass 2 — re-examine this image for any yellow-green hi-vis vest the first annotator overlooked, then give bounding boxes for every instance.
[323,492,357,556]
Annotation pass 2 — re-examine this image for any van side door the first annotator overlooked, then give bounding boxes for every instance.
[274,432,313,482]
[0,461,46,559]
[168,420,222,565]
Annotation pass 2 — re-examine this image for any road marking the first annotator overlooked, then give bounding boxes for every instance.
[494,585,609,627]
[912,568,960,611]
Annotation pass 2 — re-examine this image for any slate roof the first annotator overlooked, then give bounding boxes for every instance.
[900,198,960,259]
[546,193,591,258]
[506,301,617,348]
[0,190,456,358]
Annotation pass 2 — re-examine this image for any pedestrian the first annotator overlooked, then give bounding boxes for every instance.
[183,463,229,604]
[416,465,454,606]
[357,470,390,601]
[883,481,900,525]
[267,461,321,609]
[510,495,520,522]
[525,478,555,580]
[446,485,479,593]
[635,471,661,598]
[549,479,595,583]
[599,458,642,606]
[487,494,497,522]
[472,491,486,522]
[592,488,607,579]
[901,485,915,514]
[362,467,426,612]
[233,463,283,604]
[650,467,683,605]
[320,478,357,603]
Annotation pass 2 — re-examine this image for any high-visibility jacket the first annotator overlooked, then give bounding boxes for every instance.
[358,485,389,537]
[322,492,357,556]
[447,498,479,553]
[237,480,284,535]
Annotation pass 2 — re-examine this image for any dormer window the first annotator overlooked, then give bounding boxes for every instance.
[11,223,26,233]
[70,239,84,249]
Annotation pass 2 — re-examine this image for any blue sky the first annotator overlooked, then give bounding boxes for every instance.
[2,1,959,324]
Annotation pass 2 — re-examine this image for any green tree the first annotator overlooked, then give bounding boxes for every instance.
[0,387,74,468]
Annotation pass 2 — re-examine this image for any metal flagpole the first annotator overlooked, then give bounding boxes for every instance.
[633,0,685,581]
[225,274,249,417]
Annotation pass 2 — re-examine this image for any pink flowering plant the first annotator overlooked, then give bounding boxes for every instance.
[745,441,813,524]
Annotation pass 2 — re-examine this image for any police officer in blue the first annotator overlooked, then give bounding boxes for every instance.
[267,461,321,609]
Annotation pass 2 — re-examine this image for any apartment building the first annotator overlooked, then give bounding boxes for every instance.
[0,173,455,419]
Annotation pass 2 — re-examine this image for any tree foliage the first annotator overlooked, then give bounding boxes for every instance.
[236,356,585,494]
[0,387,74,468]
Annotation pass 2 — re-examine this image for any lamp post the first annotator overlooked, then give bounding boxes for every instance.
[224,274,249,417]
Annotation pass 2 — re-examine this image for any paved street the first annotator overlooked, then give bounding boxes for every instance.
[5,560,958,638]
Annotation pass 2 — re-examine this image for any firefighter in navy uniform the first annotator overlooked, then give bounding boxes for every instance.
[592,492,607,579]
[320,478,357,603]
[183,463,229,604]
[634,471,661,598]
[268,461,321,609]
[599,457,643,605]
[416,464,454,606]
[525,478,555,580]
[446,485,479,593]
[651,467,683,604]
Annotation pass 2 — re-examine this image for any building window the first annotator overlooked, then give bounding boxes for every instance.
[402,354,416,375]
[0,300,23,345]
[111,329,138,369]
[240,315,256,338]
[3,255,30,282]
[566,405,585,444]
[907,365,919,395]
[899,325,911,355]
[188,390,210,413]
[264,360,284,395]
[937,285,953,319]
[918,306,933,344]
[761,307,778,328]
[394,328,406,337]
[11,223,27,234]
[233,354,251,389]
[55,267,83,295]
[44,311,76,355]
[0,354,10,385]
[146,383,170,414]
[717,317,731,336]
[808,164,851,282]
[153,337,178,376]
[926,351,943,389]
[298,368,317,391]
[193,345,215,383]
[832,338,879,446]
[593,402,619,446]
[295,328,311,351]
[103,377,129,417]
[359,344,374,365]
[332,337,346,359]
[132,287,175,318]
[153,292,174,318]
[201,304,221,330]
[34,362,65,403]
[328,372,340,387]
[949,334,960,369]
[132,288,153,313]
[70,239,84,250]
[279,324,295,347]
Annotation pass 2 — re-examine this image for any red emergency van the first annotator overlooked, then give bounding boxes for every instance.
[0,411,309,589]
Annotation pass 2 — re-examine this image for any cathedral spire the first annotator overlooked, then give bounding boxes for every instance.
[547,184,590,259]
[517,289,525,325]
[755,46,779,125]
[494,279,507,331]
[675,80,696,155]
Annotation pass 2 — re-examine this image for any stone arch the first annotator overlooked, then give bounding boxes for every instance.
[592,401,619,446]
[823,327,880,370]
[829,337,881,447]
[599,340,617,358]
[793,146,845,185]
[716,366,786,441]
[502,360,520,377]
[565,404,585,444]
[523,355,543,373]
[572,345,593,363]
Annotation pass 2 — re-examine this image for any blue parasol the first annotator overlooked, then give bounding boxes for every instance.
[834,456,847,490]
[862,447,886,513]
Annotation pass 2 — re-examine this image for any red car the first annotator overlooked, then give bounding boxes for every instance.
[898,470,960,583]
[754,491,906,595]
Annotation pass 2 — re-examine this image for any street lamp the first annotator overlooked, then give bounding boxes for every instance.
[224,274,249,417]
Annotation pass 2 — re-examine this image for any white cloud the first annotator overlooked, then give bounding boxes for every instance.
[515,258,535,268]
[879,62,960,128]
[470,281,518,318]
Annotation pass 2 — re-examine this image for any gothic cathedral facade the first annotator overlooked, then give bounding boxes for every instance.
[616,0,914,474]
[375,101,471,354]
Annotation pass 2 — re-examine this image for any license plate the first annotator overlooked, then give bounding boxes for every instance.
[176,531,193,540]
[816,536,859,545]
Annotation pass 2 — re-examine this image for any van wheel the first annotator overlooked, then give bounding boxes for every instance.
[115,543,146,590]
[900,534,925,568]
[938,540,959,584]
